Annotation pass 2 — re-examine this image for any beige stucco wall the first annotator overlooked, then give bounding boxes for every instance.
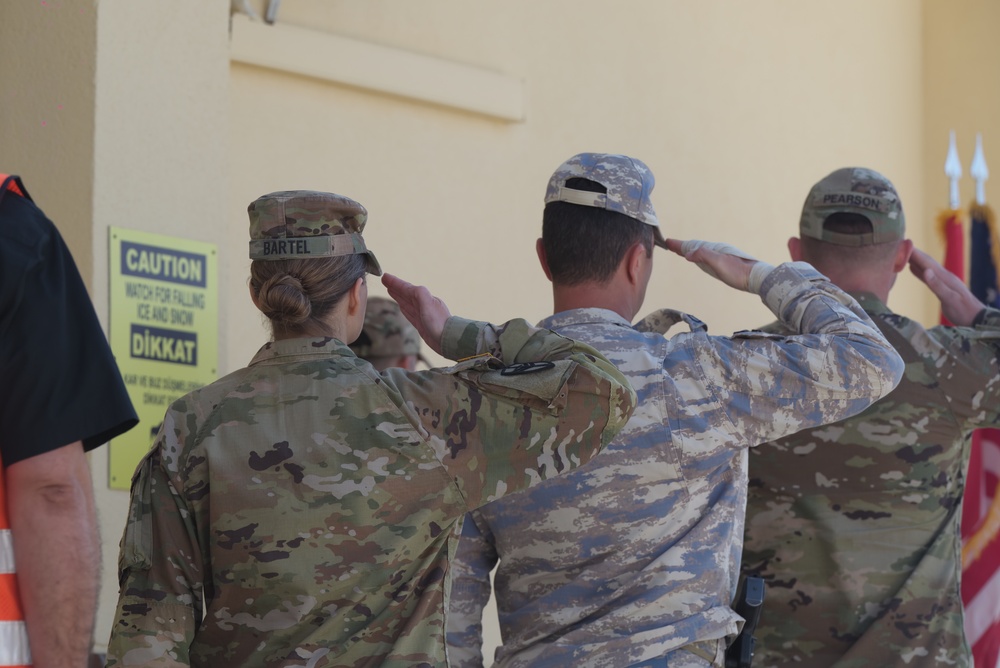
[1,0,231,654]
[88,2,232,651]
[230,1,925,661]
[231,0,923,370]
[923,0,1000,245]
[7,0,992,662]
[227,2,929,382]
[0,3,98,278]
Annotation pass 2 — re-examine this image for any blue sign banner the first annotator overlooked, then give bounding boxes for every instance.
[121,241,207,287]
[130,324,198,366]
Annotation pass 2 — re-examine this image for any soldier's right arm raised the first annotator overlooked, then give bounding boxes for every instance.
[383,315,636,511]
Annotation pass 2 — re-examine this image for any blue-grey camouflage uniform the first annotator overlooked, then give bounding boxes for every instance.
[446,263,905,667]
[105,315,635,667]
[741,298,1000,667]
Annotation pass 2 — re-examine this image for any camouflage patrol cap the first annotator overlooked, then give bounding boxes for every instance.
[349,296,428,364]
[800,168,905,246]
[248,190,382,275]
[544,153,667,248]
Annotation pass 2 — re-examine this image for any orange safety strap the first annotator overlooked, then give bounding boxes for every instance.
[1,451,25,621]
[0,575,24,622]
[0,404,31,667]
[0,175,30,203]
[1,176,22,196]
[0,178,32,666]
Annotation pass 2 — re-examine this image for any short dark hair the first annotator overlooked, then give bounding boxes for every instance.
[541,178,654,286]
[822,212,874,235]
[801,212,901,266]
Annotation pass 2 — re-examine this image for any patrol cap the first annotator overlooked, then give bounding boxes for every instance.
[800,168,905,246]
[544,153,667,248]
[349,296,428,364]
[248,190,382,275]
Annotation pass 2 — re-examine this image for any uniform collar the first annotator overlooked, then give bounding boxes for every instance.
[849,291,892,315]
[249,336,356,366]
[538,307,634,331]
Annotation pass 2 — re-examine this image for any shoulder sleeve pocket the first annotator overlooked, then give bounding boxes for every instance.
[477,359,578,409]
[118,451,156,581]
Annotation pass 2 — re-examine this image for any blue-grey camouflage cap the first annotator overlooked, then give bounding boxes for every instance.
[800,168,905,246]
[248,190,382,275]
[544,153,666,248]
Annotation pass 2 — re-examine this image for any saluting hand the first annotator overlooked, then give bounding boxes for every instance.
[665,238,767,292]
[908,247,985,327]
[382,273,452,356]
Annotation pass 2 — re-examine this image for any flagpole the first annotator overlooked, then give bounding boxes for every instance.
[939,131,966,326]
[947,130,963,210]
[972,133,989,206]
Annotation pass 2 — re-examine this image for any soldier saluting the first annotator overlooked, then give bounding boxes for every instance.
[107,190,636,667]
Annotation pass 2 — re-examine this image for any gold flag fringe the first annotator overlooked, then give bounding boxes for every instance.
[937,208,964,241]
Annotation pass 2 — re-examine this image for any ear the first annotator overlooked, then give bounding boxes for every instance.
[787,236,803,262]
[624,242,647,286]
[249,282,261,309]
[536,238,553,281]
[347,276,366,316]
[892,239,914,273]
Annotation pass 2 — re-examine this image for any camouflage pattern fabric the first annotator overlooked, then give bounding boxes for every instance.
[105,316,635,668]
[349,296,424,361]
[799,167,905,246]
[247,190,381,273]
[446,263,905,668]
[248,190,368,241]
[742,298,1000,667]
[543,152,667,248]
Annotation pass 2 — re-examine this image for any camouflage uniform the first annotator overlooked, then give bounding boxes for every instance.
[349,296,429,367]
[742,299,1000,667]
[106,190,636,667]
[447,263,905,667]
[741,166,999,667]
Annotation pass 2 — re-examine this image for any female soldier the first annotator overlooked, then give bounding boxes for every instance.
[107,190,634,667]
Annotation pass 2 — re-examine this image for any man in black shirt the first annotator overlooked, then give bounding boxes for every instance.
[0,174,137,667]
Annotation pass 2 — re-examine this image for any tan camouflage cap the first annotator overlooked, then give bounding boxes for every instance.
[248,190,382,275]
[544,153,666,248]
[349,296,428,364]
[800,168,905,246]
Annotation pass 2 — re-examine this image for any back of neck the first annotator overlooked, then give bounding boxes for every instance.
[552,282,638,321]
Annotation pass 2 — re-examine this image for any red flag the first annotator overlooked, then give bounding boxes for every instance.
[938,209,965,325]
[962,201,1000,668]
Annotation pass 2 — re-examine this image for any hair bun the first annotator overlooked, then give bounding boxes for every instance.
[257,273,312,326]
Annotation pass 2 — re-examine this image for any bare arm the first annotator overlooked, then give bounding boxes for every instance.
[909,247,986,326]
[6,441,99,668]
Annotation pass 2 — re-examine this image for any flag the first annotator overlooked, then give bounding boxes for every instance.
[938,209,965,325]
[962,200,1000,668]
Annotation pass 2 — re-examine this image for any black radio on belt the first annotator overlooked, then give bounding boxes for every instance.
[725,576,765,668]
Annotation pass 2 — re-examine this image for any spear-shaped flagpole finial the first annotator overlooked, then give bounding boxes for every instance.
[971,133,989,206]
[945,130,963,210]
